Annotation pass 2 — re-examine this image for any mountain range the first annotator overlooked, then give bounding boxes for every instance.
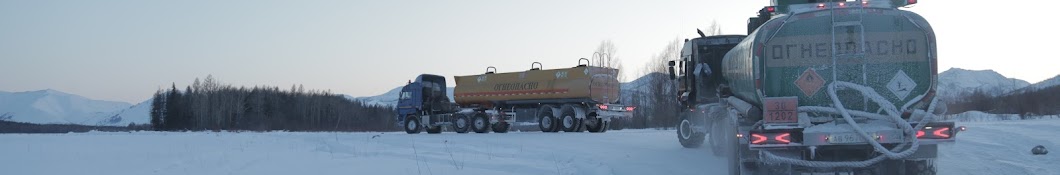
[0,89,149,126]
[936,68,1031,103]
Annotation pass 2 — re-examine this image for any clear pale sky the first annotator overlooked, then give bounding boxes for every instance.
[1,0,1057,104]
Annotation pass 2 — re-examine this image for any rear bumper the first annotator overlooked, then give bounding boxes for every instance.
[595,110,633,120]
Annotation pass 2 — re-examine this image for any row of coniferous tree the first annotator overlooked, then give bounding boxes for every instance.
[149,76,397,132]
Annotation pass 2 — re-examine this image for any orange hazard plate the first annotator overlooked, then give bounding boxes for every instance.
[763,97,798,123]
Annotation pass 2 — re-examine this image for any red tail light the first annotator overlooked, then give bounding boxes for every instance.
[751,134,768,144]
[751,132,795,145]
[766,6,775,13]
[917,127,952,139]
[907,0,918,5]
[774,133,791,144]
[817,3,826,9]
[598,105,608,110]
[625,106,636,111]
[933,127,950,138]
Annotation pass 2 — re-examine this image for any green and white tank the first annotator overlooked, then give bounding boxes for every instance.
[723,1,938,113]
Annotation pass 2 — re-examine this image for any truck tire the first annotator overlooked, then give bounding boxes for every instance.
[719,113,744,175]
[611,118,627,130]
[426,125,442,134]
[492,122,510,133]
[678,113,705,148]
[538,105,559,132]
[710,118,724,155]
[559,105,582,132]
[585,115,604,133]
[453,114,470,133]
[709,105,726,156]
[471,112,490,133]
[600,121,609,133]
[404,115,422,134]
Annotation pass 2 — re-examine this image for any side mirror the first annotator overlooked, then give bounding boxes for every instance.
[667,61,677,80]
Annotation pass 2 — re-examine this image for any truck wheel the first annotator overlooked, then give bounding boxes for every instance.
[538,105,559,132]
[453,114,470,133]
[708,105,726,156]
[492,122,510,133]
[719,113,745,175]
[678,114,705,148]
[586,115,606,133]
[600,121,609,133]
[471,112,490,133]
[710,117,724,155]
[426,125,442,134]
[404,115,422,134]
[559,105,581,132]
[611,118,626,130]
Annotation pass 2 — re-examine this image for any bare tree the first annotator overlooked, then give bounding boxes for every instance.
[593,40,626,82]
[631,39,682,128]
[704,20,722,36]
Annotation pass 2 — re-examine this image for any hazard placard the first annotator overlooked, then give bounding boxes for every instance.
[763,97,798,123]
[794,68,825,97]
[887,70,916,100]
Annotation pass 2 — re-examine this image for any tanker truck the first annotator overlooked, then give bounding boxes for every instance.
[397,58,634,134]
[671,0,963,174]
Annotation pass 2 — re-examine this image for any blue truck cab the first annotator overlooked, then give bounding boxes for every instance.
[396,74,467,134]
[396,74,450,121]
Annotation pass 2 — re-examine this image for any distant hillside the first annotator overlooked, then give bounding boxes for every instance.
[0,89,133,126]
[1010,74,1060,94]
[347,87,454,107]
[936,68,1029,103]
[946,81,1060,115]
[95,99,152,126]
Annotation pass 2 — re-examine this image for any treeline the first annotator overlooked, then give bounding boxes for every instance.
[947,85,1060,116]
[0,120,148,133]
[150,76,397,132]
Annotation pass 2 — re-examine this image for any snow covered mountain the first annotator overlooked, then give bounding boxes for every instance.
[620,73,667,105]
[0,89,133,125]
[936,68,1030,103]
[347,87,454,107]
[95,99,152,126]
[1011,74,1060,93]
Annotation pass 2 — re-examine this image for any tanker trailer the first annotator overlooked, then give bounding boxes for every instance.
[397,58,634,134]
[670,0,963,174]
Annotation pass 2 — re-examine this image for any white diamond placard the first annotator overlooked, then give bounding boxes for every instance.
[886,70,916,100]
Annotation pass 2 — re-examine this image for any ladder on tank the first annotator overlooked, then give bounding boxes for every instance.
[830,1,870,111]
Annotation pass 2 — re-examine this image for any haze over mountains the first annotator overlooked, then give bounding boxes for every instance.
[2,68,1057,126]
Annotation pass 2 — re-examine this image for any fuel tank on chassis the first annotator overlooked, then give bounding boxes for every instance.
[453,66,621,108]
[723,7,938,112]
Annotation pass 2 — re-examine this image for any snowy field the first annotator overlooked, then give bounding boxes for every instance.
[2,119,1058,175]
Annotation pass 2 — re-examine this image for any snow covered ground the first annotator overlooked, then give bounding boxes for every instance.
[0,130,722,175]
[937,119,1060,175]
[2,119,1058,175]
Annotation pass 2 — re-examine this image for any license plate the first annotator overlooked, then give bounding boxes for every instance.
[828,133,868,144]
[763,97,798,123]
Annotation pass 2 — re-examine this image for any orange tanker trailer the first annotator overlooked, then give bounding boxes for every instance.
[397,58,634,134]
